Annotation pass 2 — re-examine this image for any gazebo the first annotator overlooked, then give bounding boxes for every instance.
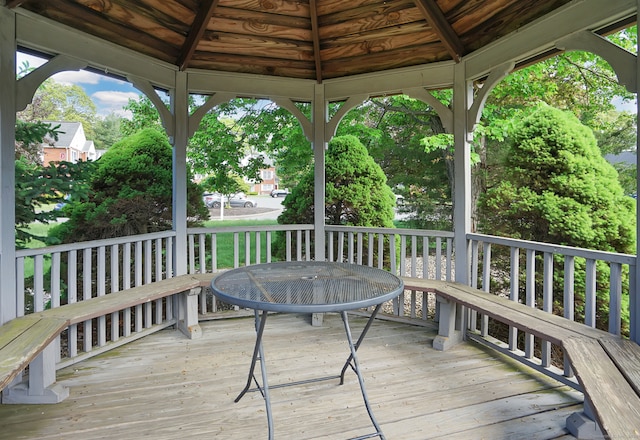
[1,1,639,437]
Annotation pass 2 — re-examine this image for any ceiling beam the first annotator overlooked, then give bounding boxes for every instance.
[176,0,219,71]
[309,0,322,83]
[413,0,465,62]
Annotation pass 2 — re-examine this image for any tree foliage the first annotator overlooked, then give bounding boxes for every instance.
[278,135,395,227]
[189,112,267,195]
[48,128,208,243]
[478,104,635,331]
[18,78,98,141]
[479,104,635,252]
[15,121,94,248]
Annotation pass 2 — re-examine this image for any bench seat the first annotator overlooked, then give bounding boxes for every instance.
[401,277,640,440]
[0,273,214,404]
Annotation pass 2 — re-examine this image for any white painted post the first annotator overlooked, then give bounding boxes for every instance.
[171,71,201,338]
[0,8,17,326]
[634,6,640,343]
[434,62,473,350]
[312,83,327,326]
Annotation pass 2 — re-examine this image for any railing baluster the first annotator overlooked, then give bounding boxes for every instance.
[525,249,535,359]
[480,242,491,337]
[83,248,93,353]
[609,262,622,336]
[541,252,553,367]
[563,255,575,377]
[97,246,106,347]
[509,247,519,352]
[33,255,44,313]
[584,258,597,328]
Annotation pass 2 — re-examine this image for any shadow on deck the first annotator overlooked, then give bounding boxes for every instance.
[0,314,582,439]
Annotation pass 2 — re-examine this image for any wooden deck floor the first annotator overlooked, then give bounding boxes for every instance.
[0,314,583,439]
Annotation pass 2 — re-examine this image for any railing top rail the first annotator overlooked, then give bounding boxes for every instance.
[468,233,636,265]
[188,224,314,234]
[325,225,454,238]
[16,230,177,258]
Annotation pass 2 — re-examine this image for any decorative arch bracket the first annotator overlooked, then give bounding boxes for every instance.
[128,75,174,138]
[272,97,313,142]
[325,94,368,141]
[467,61,514,134]
[403,87,453,133]
[188,92,236,138]
[16,54,87,112]
[556,31,637,93]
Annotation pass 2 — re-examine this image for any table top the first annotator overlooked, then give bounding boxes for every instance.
[210,261,404,313]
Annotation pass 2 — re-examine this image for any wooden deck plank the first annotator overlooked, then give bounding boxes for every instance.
[42,274,211,325]
[0,314,581,439]
[599,337,640,395]
[0,316,69,390]
[401,278,609,343]
[563,336,640,439]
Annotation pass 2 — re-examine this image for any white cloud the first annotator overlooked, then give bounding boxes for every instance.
[92,91,140,117]
[52,70,103,85]
[92,90,139,106]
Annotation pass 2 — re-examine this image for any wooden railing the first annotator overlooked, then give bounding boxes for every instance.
[466,233,637,378]
[11,225,637,380]
[186,225,455,318]
[15,231,176,367]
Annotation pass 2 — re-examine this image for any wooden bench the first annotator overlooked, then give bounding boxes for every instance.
[0,273,215,404]
[402,277,640,440]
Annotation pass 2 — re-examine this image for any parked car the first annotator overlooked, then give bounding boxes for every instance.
[204,193,257,208]
[270,189,290,198]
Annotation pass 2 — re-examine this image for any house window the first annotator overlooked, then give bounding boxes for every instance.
[262,170,274,180]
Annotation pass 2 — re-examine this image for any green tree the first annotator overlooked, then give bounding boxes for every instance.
[19,79,98,141]
[189,113,267,197]
[14,121,94,248]
[275,135,396,260]
[120,96,164,136]
[278,135,395,227]
[478,104,635,331]
[93,113,123,150]
[48,128,208,243]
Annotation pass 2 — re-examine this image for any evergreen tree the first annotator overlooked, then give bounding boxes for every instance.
[48,128,208,243]
[278,135,396,228]
[478,104,635,332]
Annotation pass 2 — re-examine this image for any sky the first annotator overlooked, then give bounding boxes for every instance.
[18,52,638,120]
[18,52,142,118]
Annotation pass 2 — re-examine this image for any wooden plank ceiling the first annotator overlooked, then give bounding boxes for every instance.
[9,0,574,81]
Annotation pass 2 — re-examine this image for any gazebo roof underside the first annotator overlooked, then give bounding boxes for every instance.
[8,0,636,85]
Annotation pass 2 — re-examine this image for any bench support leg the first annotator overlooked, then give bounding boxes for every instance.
[1,343,69,404]
[433,296,464,351]
[567,402,604,440]
[311,313,323,326]
[177,287,202,339]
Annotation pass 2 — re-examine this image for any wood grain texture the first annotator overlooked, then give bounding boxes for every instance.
[0,274,214,391]
[600,337,640,395]
[0,314,581,439]
[15,0,576,79]
[0,316,68,389]
[564,337,640,439]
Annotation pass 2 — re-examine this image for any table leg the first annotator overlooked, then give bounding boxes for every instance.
[340,303,383,384]
[234,310,274,440]
[340,309,386,440]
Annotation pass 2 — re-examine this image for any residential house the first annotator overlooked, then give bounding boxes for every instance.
[42,121,99,164]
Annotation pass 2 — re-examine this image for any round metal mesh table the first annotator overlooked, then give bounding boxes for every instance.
[211,261,403,313]
[210,261,403,440]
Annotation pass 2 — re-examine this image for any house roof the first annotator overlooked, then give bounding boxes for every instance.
[43,121,83,148]
[7,1,635,83]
